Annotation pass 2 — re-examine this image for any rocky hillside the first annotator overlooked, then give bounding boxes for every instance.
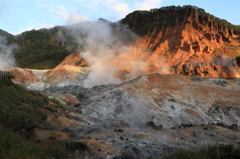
[40,73,240,158]
[121,5,240,78]
[3,64,240,158]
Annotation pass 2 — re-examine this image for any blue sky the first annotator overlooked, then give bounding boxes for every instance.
[0,0,239,35]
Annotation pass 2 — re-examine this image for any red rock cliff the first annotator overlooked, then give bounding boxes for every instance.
[121,5,240,78]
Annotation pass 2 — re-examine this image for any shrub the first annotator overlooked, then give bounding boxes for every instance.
[52,98,61,105]
[46,106,58,112]
[49,131,58,140]
[0,75,47,135]
[0,75,71,158]
[164,144,240,159]
[0,127,73,159]
[0,126,42,159]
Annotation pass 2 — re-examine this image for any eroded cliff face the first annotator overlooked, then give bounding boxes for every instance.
[121,6,240,78]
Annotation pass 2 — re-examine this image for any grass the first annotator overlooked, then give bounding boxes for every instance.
[214,48,224,57]
[214,43,240,59]
[0,75,77,158]
[164,144,240,159]
[49,131,58,139]
[23,59,59,69]
[0,127,77,159]
[0,75,47,135]
[224,43,240,59]
[0,127,42,159]
[46,106,58,112]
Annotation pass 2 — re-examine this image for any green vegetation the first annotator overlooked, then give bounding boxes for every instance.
[0,128,75,159]
[0,127,42,159]
[46,105,58,112]
[24,59,59,69]
[165,144,240,159]
[49,131,58,140]
[224,43,240,58]
[0,75,47,134]
[121,5,240,36]
[0,75,78,158]
[0,26,79,69]
[0,29,17,45]
[13,28,69,69]
[214,48,224,57]
[214,43,240,59]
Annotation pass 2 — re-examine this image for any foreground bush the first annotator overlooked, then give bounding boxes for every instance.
[0,75,47,136]
[0,75,71,158]
[165,144,240,159]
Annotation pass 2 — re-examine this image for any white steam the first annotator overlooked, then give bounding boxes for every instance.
[66,20,169,87]
[0,36,16,69]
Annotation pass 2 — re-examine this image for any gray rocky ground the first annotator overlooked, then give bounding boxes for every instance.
[37,73,240,159]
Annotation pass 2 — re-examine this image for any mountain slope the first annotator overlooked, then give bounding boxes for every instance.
[121,5,240,78]
[1,5,240,78]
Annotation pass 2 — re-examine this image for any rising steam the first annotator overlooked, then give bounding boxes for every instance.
[0,36,16,70]
[65,20,170,87]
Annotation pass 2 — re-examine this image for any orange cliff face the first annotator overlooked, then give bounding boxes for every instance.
[121,6,240,78]
[141,15,239,65]
[57,52,89,67]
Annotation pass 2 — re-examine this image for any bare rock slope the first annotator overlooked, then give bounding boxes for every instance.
[41,74,240,158]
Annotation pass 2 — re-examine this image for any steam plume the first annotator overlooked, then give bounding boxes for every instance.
[66,20,170,87]
[0,36,16,70]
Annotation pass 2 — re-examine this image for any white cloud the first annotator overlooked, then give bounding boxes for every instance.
[110,0,164,18]
[73,0,164,19]
[112,3,131,17]
[11,27,35,35]
[39,0,164,26]
[75,0,117,6]
[101,0,117,6]
[37,4,89,25]
[56,5,67,11]
[12,23,54,35]
[134,0,163,10]
[57,12,89,24]
[37,23,54,29]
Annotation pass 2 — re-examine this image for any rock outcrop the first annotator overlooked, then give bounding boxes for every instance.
[121,5,240,78]
[57,52,88,67]
[7,66,90,90]
[52,30,65,46]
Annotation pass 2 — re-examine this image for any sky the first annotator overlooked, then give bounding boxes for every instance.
[0,0,239,35]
